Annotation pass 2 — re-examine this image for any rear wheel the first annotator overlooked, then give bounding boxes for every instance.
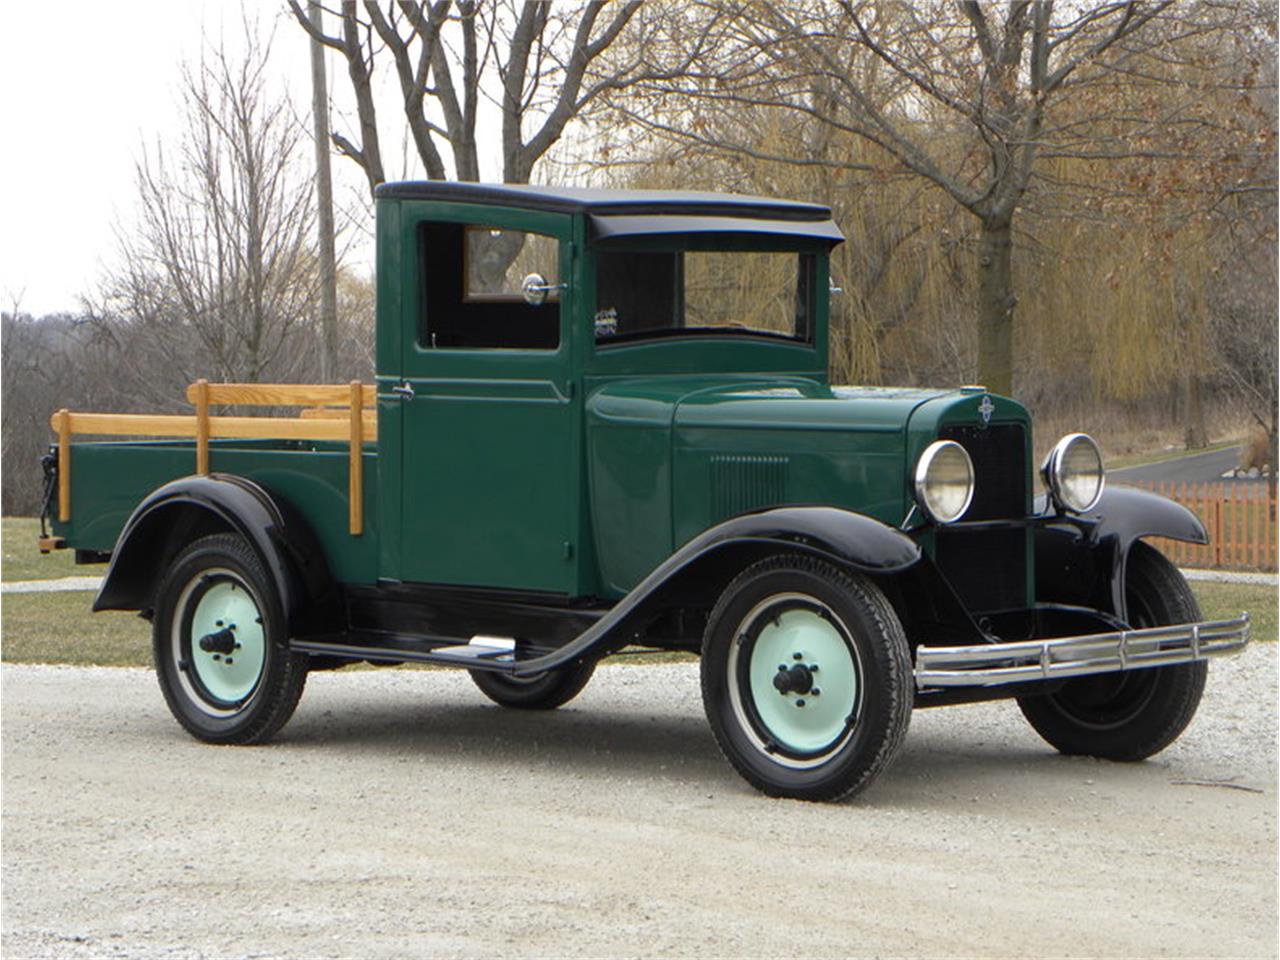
[153,533,308,744]
[1017,541,1207,760]
[701,555,912,801]
[468,659,596,710]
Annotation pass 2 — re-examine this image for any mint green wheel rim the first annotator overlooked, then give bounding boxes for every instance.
[727,594,861,769]
[175,570,267,712]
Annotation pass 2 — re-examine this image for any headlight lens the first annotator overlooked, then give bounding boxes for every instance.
[1043,433,1105,513]
[914,440,974,524]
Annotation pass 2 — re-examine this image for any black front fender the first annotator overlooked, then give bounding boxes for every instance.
[1034,484,1206,622]
[94,474,335,633]
[512,506,922,675]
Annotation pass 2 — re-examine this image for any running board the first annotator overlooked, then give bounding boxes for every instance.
[292,632,555,672]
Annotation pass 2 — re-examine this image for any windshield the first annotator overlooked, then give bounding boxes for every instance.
[594,249,816,345]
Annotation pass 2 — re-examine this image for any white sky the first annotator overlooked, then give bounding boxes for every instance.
[0,1,429,317]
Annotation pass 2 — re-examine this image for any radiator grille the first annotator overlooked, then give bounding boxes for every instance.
[938,423,1027,520]
[934,422,1029,613]
[710,454,788,521]
[934,527,1028,613]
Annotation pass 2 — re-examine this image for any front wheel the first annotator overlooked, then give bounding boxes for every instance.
[1017,541,1207,761]
[153,533,308,744]
[701,555,913,801]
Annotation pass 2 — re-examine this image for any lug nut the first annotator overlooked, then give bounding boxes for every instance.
[796,699,806,708]
[793,652,803,661]
[812,688,821,696]
[225,658,234,665]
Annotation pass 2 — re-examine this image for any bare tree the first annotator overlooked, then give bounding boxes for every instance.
[1,311,107,515]
[616,1,1264,397]
[99,18,320,395]
[286,1,711,190]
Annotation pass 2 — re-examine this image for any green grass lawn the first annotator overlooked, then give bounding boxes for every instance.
[2,517,80,581]
[1197,579,1277,646]
[2,591,150,666]
[2,580,1272,670]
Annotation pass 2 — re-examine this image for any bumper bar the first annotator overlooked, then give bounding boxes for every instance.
[915,613,1250,690]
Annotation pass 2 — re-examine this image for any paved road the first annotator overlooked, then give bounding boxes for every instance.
[1111,445,1248,486]
[3,653,1276,959]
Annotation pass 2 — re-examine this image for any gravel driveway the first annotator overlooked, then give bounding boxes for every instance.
[3,648,1276,959]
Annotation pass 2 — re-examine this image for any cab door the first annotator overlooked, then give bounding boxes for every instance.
[389,206,581,595]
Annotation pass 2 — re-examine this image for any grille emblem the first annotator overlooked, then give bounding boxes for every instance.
[978,395,994,425]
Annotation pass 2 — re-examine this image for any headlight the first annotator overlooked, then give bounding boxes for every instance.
[1042,433,1105,513]
[914,440,974,524]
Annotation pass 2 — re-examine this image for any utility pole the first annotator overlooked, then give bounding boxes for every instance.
[308,0,339,382]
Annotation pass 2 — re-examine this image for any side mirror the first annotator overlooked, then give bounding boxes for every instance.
[522,272,565,306]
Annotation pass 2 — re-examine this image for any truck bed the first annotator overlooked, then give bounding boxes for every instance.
[54,438,379,585]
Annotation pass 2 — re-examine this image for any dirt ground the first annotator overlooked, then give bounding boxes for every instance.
[3,647,1276,959]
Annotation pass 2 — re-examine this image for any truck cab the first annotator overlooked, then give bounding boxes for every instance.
[43,182,1249,801]
[373,182,842,599]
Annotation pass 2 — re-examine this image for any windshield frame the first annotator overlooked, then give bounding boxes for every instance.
[589,234,826,352]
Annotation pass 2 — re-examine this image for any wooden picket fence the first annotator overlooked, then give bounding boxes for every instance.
[1131,480,1278,572]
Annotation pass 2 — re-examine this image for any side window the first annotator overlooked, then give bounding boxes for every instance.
[419,221,560,350]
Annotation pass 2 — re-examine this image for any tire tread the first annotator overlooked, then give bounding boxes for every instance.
[1018,541,1206,761]
[701,553,912,801]
[153,533,308,745]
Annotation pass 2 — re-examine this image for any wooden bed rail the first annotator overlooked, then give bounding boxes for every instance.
[51,380,375,535]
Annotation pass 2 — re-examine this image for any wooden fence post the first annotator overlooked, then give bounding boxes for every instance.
[1268,486,1276,571]
[1212,483,1223,568]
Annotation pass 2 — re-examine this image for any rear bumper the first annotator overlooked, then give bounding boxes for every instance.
[914,613,1250,690]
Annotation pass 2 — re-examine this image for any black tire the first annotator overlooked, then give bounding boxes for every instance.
[701,554,913,802]
[153,533,308,744]
[468,658,596,710]
[1017,541,1207,761]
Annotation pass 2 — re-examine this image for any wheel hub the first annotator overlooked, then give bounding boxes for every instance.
[182,575,266,707]
[772,662,817,696]
[198,626,238,656]
[731,598,863,763]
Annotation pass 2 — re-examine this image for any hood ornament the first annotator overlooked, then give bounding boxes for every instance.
[978,395,995,425]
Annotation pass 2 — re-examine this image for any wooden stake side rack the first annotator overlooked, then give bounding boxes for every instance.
[50,381,377,536]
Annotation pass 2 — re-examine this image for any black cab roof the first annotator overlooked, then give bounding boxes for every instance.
[374,181,844,245]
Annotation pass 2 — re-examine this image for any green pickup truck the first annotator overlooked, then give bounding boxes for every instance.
[42,182,1249,800]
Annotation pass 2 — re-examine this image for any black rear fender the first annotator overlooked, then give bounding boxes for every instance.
[94,474,337,635]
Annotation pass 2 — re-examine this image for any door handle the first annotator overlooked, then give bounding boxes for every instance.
[391,382,415,400]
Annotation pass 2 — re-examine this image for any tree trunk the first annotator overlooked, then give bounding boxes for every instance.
[976,218,1015,396]
[1184,372,1208,449]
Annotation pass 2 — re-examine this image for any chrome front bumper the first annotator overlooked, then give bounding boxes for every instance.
[914,614,1251,690]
